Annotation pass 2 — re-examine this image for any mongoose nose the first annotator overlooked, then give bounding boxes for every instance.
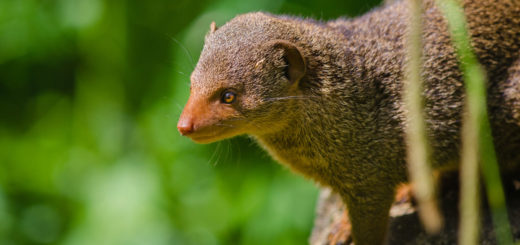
[177,118,194,135]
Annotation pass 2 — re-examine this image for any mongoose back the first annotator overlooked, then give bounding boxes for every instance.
[177,0,520,244]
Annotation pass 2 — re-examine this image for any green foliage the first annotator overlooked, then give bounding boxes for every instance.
[0,0,380,244]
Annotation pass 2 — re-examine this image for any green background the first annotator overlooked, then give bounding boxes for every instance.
[0,0,380,244]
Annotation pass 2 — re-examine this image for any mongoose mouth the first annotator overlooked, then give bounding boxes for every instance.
[179,124,239,144]
[188,133,223,144]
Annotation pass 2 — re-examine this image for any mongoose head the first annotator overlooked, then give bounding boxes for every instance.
[177,13,307,143]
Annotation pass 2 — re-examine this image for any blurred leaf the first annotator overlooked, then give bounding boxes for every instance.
[0,0,374,244]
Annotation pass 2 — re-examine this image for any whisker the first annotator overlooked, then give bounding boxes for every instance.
[215,123,235,128]
[225,139,232,166]
[245,120,267,132]
[175,70,192,80]
[225,118,244,122]
[262,95,316,102]
[173,102,184,112]
[208,141,221,166]
[214,141,225,166]
[167,35,196,69]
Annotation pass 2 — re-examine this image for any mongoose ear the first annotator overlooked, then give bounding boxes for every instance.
[210,21,218,33]
[268,40,306,85]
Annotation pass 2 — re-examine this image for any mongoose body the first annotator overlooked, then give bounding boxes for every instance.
[177,0,520,244]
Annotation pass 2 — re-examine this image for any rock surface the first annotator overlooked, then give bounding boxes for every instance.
[310,173,520,245]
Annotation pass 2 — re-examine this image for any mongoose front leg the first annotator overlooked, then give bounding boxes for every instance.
[341,183,397,245]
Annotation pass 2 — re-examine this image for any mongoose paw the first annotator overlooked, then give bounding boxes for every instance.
[327,210,353,245]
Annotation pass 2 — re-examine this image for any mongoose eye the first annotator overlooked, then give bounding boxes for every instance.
[221,91,236,104]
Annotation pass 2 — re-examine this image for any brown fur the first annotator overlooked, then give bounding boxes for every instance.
[177,0,520,244]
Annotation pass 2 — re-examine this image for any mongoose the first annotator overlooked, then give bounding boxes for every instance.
[177,0,520,244]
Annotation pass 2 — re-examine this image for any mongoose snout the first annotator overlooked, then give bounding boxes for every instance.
[178,85,248,143]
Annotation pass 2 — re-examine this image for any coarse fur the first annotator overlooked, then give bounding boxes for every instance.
[178,0,520,244]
